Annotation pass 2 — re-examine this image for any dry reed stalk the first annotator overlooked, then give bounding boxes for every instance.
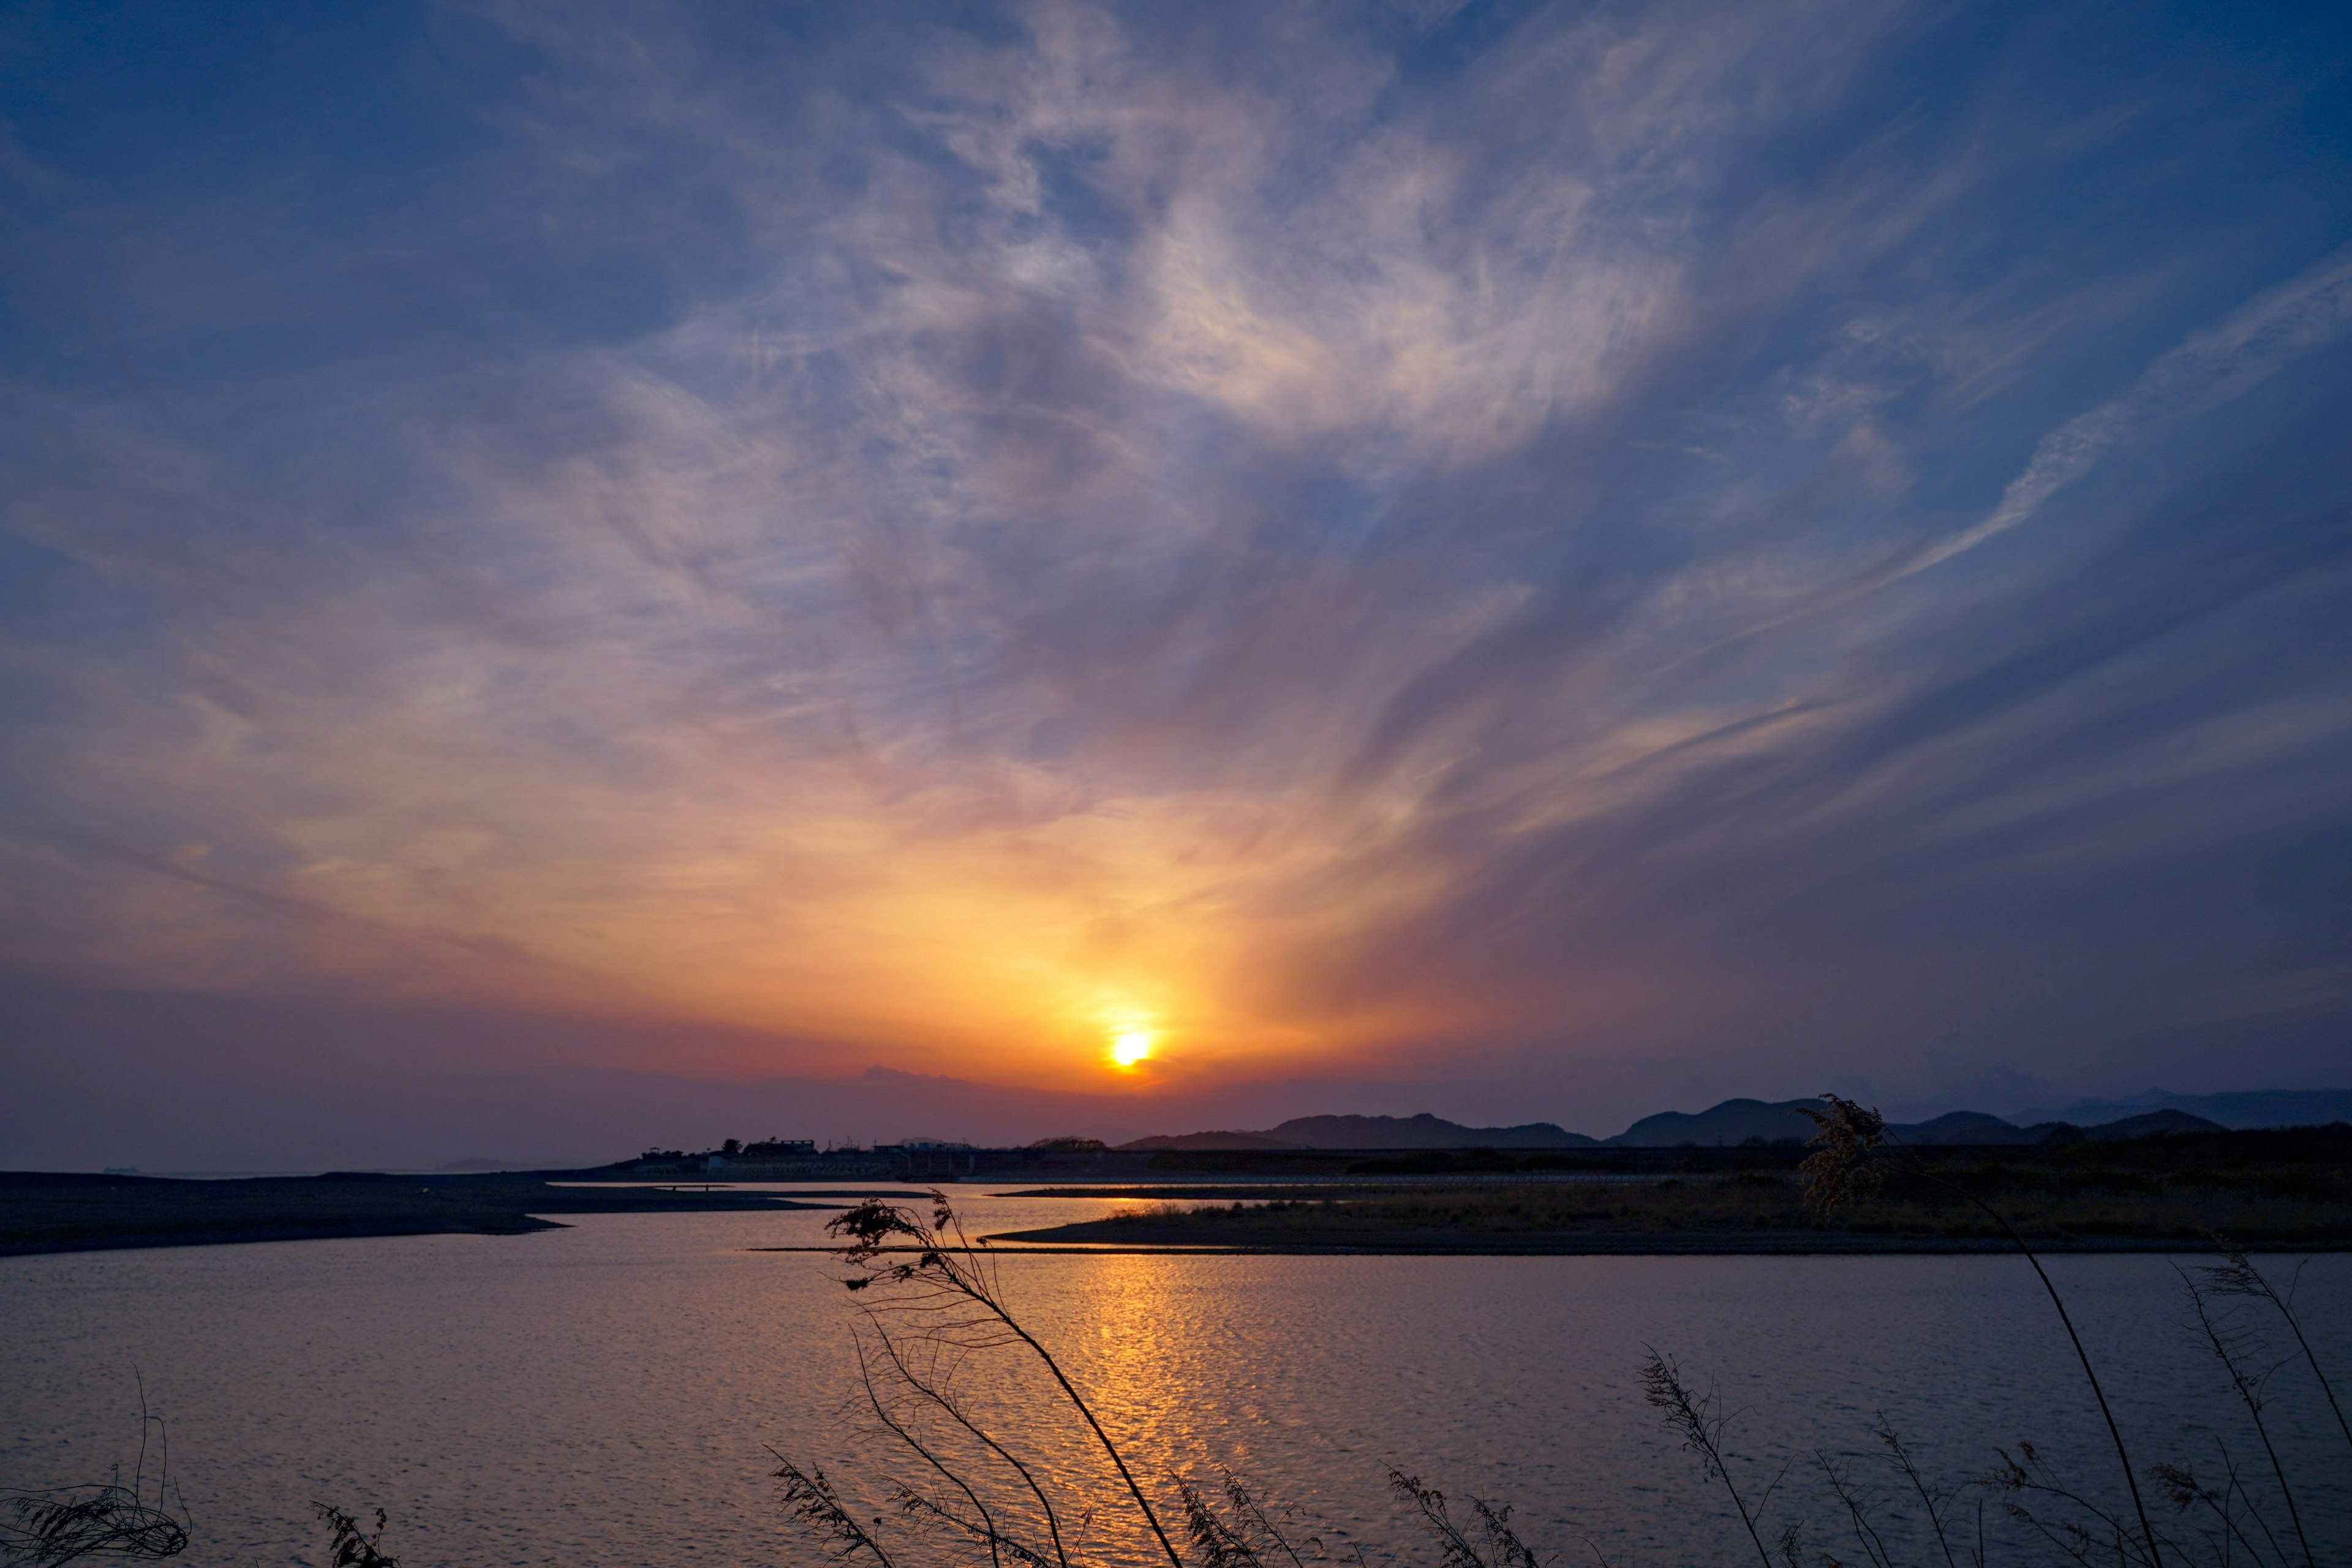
[1803,1094,2169,1568]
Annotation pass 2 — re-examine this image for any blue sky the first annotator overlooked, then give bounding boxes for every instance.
[4,1,2351,1163]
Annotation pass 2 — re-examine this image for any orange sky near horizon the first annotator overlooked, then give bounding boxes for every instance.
[72,696,1577,1091]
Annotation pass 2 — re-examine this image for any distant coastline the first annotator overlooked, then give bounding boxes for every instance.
[963,1232,2350,1256]
[986,1125,2352,1256]
[0,1170,836,1259]
[1111,1096,2352,1152]
[14,1115,2349,1261]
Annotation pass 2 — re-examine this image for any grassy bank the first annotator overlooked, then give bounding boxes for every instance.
[996,1127,2352,1253]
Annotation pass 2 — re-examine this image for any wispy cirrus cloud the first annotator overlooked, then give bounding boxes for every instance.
[1914,241,2352,574]
[2,0,2350,1156]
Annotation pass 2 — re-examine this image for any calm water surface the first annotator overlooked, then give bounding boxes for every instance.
[4,1188,2346,1567]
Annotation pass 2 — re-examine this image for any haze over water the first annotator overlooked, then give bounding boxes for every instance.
[6,1198,2346,1567]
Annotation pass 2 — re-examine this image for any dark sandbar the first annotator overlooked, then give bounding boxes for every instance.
[0,1170,834,1258]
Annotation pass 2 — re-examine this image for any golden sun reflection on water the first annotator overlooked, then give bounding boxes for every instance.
[1080,1253,1197,1447]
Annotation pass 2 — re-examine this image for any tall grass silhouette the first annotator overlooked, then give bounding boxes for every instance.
[0,1379,189,1567]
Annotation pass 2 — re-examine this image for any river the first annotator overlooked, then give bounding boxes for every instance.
[4,1186,2346,1566]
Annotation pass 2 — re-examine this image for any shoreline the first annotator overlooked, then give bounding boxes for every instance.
[0,1215,576,1259]
[0,1171,836,1259]
[755,1231,2352,1256]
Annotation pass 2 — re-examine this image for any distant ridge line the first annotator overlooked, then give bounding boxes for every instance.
[1114,1091,2352,1152]
[1121,1113,1596,1152]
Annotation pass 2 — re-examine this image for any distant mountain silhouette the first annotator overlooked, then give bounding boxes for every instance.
[2066,1109,2228,1139]
[1120,1112,1593,1151]
[1893,1111,2025,1145]
[2009,1087,2352,1130]
[1118,1129,1308,1151]
[1606,1098,1825,1145]
[1602,1097,2230,1147]
[1114,1092,2312,1153]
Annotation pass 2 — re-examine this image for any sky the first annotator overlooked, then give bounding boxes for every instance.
[4,1,2351,1166]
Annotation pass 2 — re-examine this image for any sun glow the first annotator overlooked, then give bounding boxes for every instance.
[1109,1028,1155,1069]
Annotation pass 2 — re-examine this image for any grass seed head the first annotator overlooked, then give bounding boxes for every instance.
[1798,1095,1888,1213]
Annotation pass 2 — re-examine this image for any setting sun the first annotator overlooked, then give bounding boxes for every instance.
[1109,1029,1155,1069]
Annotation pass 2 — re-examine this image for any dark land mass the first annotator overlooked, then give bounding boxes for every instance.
[758,1238,2217,1255]
[600,1090,2340,1181]
[993,1126,2352,1254]
[1121,1113,1597,1151]
[1009,1184,1610,1200]
[0,1170,837,1258]
[1607,1098,2225,1147]
[2013,1087,2352,1130]
[1117,1102,2233,1152]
